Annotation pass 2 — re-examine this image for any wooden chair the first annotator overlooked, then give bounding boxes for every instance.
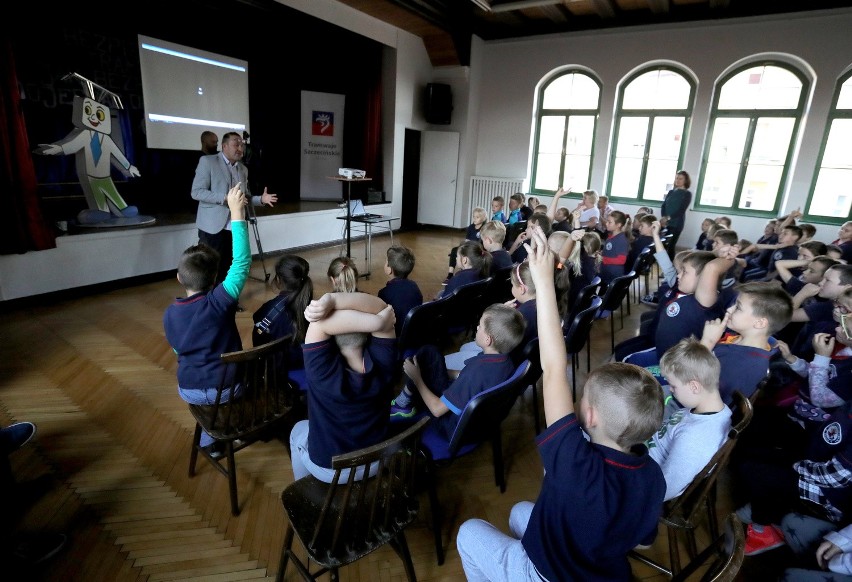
[670,513,745,582]
[188,335,296,515]
[597,270,638,354]
[630,391,753,576]
[419,360,533,565]
[276,417,429,582]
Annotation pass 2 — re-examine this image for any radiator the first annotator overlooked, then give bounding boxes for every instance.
[468,175,525,219]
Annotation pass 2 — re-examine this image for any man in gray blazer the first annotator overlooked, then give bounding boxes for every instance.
[191,131,277,282]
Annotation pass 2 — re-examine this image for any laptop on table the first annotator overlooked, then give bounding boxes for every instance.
[348,199,383,220]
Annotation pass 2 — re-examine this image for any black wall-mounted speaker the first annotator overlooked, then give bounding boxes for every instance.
[425,83,452,125]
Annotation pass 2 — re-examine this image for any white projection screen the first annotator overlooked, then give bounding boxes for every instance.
[138,35,249,151]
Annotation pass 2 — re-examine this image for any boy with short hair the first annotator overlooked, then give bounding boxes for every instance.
[491,196,507,223]
[290,291,396,483]
[742,225,803,281]
[457,223,665,581]
[700,282,792,403]
[507,193,525,224]
[480,220,513,273]
[390,304,525,427]
[649,338,731,501]
[378,245,423,337]
[164,184,247,452]
[788,264,852,359]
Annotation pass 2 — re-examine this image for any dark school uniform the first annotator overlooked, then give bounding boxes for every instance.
[522,413,665,581]
[490,249,513,272]
[302,336,395,468]
[439,268,484,299]
[601,232,629,285]
[252,292,305,369]
[378,277,423,336]
[713,333,779,403]
[655,292,722,359]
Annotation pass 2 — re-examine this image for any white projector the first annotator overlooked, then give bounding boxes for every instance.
[338,168,366,179]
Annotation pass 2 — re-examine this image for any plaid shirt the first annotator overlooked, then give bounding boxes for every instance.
[794,457,852,522]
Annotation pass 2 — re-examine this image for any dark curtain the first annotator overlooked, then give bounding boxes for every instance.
[0,38,55,254]
[362,52,383,192]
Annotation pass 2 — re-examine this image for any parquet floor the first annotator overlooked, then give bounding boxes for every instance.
[1,226,735,581]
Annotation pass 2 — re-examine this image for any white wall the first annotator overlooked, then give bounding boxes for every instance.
[472,9,852,247]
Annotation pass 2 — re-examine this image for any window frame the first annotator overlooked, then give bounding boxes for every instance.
[605,65,696,204]
[802,68,852,225]
[529,69,602,199]
[695,60,810,218]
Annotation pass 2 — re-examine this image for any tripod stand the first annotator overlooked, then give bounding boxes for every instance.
[246,201,270,283]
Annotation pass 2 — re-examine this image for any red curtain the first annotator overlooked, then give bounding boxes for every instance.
[0,37,55,254]
[361,52,383,192]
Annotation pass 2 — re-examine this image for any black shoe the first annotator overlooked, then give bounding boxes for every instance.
[0,422,36,455]
[13,533,67,565]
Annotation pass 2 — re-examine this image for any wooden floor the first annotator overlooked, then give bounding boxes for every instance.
[1,226,738,581]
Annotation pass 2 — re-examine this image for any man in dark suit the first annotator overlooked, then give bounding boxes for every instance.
[191,131,277,282]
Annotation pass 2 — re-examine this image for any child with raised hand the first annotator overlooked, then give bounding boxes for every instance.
[439,240,491,299]
[600,209,632,288]
[164,184,249,453]
[327,256,358,293]
[444,207,487,284]
[456,223,666,582]
[252,255,313,371]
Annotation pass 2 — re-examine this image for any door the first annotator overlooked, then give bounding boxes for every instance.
[418,131,459,227]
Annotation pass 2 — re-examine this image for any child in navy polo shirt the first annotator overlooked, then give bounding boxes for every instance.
[289,291,396,483]
[742,225,802,281]
[164,184,247,453]
[390,304,524,425]
[698,282,792,404]
[378,245,422,337]
[480,221,513,274]
[624,243,733,368]
[788,264,852,360]
[457,223,665,582]
[600,210,631,289]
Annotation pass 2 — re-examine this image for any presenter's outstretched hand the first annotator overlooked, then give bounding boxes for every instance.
[261,187,278,207]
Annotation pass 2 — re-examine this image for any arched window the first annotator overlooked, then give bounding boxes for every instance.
[530,70,601,196]
[696,62,809,216]
[607,66,695,202]
[805,69,852,223]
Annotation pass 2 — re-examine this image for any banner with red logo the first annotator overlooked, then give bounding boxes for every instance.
[300,91,345,200]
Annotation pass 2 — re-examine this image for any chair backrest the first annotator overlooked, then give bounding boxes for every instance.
[631,246,655,274]
[566,275,601,323]
[481,266,514,309]
[290,416,429,558]
[191,335,295,441]
[443,277,492,333]
[564,295,603,354]
[504,221,527,248]
[663,391,753,528]
[397,294,453,355]
[670,513,745,582]
[598,270,637,312]
[447,360,533,457]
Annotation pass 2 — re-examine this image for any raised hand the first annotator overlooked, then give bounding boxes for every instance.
[813,333,835,357]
